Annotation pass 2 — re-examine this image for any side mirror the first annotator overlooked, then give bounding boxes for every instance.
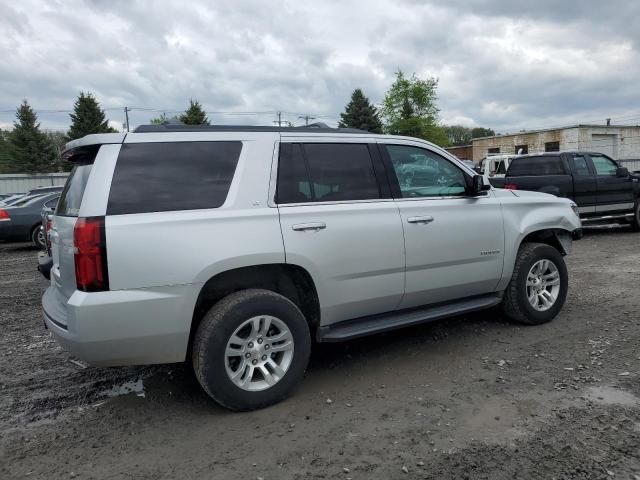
[469,175,491,195]
[616,167,629,177]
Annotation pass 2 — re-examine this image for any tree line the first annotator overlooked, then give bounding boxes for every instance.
[0,72,495,173]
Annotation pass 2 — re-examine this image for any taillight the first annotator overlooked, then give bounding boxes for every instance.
[45,218,53,255]
[504,183,519,190]
[0,209,10,221]
[73,216,109,292]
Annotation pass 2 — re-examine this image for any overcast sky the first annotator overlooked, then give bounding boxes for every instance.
[1,0,639,133]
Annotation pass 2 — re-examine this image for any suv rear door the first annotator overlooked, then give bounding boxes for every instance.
[380,141,504,308]
[275,140,405,326]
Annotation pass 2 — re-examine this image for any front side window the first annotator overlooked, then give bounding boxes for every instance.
[107,141,242,215]
[276,143,380,203]
[385,145,466,198]
[590,154,617,176]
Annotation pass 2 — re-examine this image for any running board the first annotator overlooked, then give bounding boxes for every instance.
[581,213,634,223]
[317,293,503,342]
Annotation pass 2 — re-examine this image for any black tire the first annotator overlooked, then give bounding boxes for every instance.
[631,199,640,232]
[31,225,45,250]
[192,289,311,411]
[502,242,568,325]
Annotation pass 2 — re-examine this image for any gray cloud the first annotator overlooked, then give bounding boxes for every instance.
[1,0,638,133]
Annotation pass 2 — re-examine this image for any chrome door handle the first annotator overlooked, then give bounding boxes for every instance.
[407,216,434,224]
[292,222,326,231]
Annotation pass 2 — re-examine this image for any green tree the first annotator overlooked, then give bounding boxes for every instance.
[179,99,210,125]
[150,113,169,124]
[44,130,72,172]
[67,92,117,140]
[9,101,56,173]
[444,125,473,146]
[381,70,448,146]
[471,127,495,138]
[0,128,13,173]
[338,88,383,133]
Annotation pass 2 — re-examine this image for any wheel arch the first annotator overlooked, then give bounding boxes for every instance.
[518,228,573,256]
[189,263,320,352]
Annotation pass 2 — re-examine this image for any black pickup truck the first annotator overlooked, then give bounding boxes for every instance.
[489,152,640,230]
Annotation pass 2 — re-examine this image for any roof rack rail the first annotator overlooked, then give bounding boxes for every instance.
[132,124,370,134]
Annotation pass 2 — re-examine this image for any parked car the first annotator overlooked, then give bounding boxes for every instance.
[43,126,581,411]
[0,187,62,207]
[0,193,60,248]
[0,194,12,201]
[488,152,640,230]
[479,154,523,179]
[36,196,59,279]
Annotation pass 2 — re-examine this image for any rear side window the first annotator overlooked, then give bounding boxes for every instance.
[56,147,99,217]
[107,142,242,215]
[508,156,565,176]
[276,143,380,203]
[572,155,590,175]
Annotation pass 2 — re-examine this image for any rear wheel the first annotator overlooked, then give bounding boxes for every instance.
[631,199,640,232]
[502,243,568,325]
[31,225,46,250]
[192,289,311,411]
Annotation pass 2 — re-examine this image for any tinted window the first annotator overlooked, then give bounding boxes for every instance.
[276,143,380,203]
[56,147,99,216]
[572,155,590,175]
[508,156,565,176]
[276,144,311,204]
[107,142,241,215]
[385,145,466,198]
[590,154,617,176]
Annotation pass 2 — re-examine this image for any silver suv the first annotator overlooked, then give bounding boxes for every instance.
[43,125,582,410]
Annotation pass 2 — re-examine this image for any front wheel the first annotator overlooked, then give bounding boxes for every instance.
[192,289,311,411]
[502,243,568,325]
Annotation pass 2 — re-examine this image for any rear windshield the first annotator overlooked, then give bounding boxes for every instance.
[507,156,565,176]
[56,147,99,217]
[107,141,242,215]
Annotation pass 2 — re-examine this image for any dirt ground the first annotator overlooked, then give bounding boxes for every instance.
[1,229,639,480]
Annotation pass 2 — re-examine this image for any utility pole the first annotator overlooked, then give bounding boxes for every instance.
[124,107,130,132]
[273,111,282,127]
[298,115,316,126]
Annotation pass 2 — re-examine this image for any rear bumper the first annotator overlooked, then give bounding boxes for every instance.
[42,283,200,367]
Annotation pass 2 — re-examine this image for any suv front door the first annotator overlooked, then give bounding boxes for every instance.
[380,142,505,309]
[275,141,405,326]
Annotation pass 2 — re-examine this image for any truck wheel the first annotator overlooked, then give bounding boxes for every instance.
[631,199,640,232]
[192,289,311,411]
[502,243,568,325]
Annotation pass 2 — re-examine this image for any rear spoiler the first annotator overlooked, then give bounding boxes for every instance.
[62,133,126,157]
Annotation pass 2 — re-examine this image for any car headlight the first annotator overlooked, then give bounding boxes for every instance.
[569,202,579,217]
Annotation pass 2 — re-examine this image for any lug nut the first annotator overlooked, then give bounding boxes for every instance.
[245,353,251,358]
[248,342,254,348]
[262,355,267,361]
[265,344,270,350]
[252,359,257,365]
[257,338,263,344]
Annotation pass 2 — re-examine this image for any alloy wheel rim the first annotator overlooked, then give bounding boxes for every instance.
[526,259,561,311]
[36,227,45,248]
[224,316,294,392]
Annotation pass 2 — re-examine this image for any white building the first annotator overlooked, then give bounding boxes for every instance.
[472,125,640,168]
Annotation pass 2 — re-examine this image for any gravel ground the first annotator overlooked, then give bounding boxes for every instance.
[1,230,639,480]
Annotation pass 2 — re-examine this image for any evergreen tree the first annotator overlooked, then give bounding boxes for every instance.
[338,89,383,133]
[9,101,55,173]
[0,129,12,173]
[67,92,116,140]
[179,99,210,125]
